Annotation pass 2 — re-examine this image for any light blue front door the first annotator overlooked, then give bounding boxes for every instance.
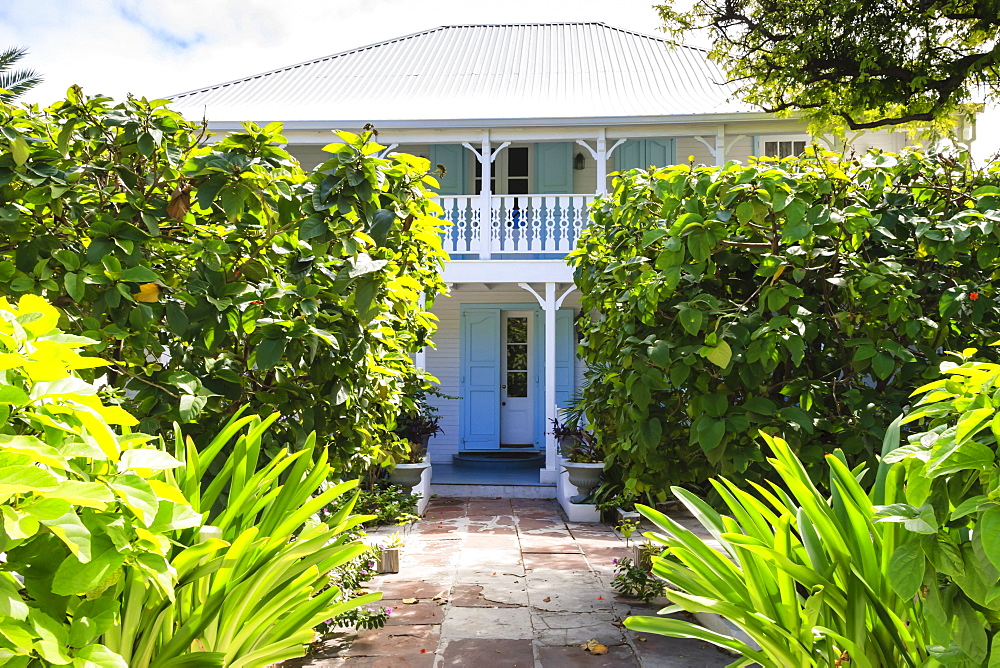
[460,304,577,451]
[461,307,501,450]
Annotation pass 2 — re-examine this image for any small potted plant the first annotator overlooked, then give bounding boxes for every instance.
[551,416,603,503]
[387,386,451,490]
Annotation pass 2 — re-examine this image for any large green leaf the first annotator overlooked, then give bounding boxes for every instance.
[119,448,182,471]
[980,507,1000,571]
[0,465,60,494]
[694,415,725,453]
[706,341,732,368]
[109,474,159,525]
[52,544,126,596]
[887,541,924,599]
[678,308,703,335]
[254,337,286,371]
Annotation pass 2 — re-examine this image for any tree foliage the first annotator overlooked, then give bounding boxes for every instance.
[0,294,198,666]
[0,89,447,471]
[656,0,998,131]
[569,148,1000,499]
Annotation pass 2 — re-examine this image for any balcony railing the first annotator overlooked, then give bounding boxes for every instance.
[438,194,596,259]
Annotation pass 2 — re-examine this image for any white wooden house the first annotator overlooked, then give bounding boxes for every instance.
[170,23,915,497]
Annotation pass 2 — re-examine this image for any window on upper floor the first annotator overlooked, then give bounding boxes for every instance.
[758,135,810,158]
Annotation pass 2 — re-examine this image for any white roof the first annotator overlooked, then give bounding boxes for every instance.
[169,23,752,126]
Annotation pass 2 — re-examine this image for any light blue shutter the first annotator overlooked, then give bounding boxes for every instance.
[555,309,576,413]
[461,308,500,450]
[534,142,574,194]
[615,140,644,173]
[429,144,467,195]
[644,139,674,168]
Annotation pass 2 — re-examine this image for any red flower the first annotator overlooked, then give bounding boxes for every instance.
[971,292,980,300]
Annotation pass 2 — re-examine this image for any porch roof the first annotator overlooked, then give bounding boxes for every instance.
[168,23,753,125]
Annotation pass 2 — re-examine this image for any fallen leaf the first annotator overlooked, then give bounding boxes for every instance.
[436,600,446,606]
[580,639,609,655]
[637,636,647,642]
[543,597,551,602]
[402,598,418,604]
[432,593,445,600]
[133,283,160,303]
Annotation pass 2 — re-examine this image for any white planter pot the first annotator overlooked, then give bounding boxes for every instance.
[388,461,430,490]
[562,461,603,503]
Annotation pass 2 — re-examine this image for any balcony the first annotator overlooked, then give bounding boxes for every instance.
[438,194,596,259]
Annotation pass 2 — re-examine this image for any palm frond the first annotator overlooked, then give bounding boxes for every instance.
[0,45,42,101]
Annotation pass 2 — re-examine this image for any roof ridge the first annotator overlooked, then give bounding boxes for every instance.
[168,22,706,100]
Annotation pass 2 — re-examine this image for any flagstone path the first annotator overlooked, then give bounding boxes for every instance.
[288,497,731,667]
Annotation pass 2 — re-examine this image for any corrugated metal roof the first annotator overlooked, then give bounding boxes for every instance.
[169,23,752,124]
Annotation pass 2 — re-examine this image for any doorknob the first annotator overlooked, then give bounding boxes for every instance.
[501,401,507,406]
[501,385,506,389]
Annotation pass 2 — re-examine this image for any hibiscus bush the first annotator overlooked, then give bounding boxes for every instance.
[569,148,1000,498]
[0,89,447,471]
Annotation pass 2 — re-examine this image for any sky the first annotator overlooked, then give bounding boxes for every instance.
[1,0,997,161]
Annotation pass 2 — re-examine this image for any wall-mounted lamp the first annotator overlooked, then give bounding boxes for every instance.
[573,152,586,170]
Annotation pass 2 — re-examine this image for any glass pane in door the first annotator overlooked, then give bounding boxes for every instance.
[505,317,528,398]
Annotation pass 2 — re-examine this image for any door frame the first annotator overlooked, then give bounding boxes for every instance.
[460,303,544,452]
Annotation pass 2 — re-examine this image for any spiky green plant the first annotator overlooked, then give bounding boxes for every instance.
[104,411,378,667]
[625,431,930,667]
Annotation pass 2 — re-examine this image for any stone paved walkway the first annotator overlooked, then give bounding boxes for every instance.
[289,497,731,667]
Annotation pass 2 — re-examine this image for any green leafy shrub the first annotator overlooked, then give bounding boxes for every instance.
[336,482,420,528]
[875,351,1000,664]
[0,90,446,471]
[569,148,1000,498]
[105,412,377,667]
[611,551,666,603]
[626,432,930,667]
[0,294,197,667]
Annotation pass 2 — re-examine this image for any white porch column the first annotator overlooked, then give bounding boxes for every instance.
[694,128,747,167]
[577,129,626,195]
[715,124,726,166]
[543,282,557,478]
[478,132,492,259]
[518,282,576,484]
[462,132,509,260]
